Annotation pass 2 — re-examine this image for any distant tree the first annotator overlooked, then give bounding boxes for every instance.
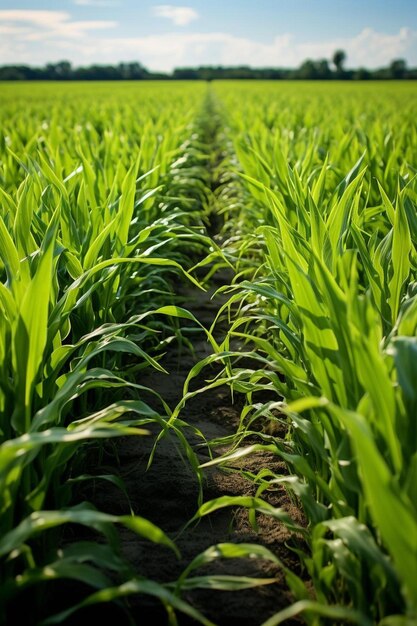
[173,67,199,79]
[118,62,130,79]
[55,61,72,78]
[316,59,332,79]
[332,49,346,73]
[355,67,371,80]
[390,58,407,79]
[126,62,149,79]
[0,56,414,82]
[297,59,319,79]
[44,61,73,79]
[0,66,26,80]
[295,59,331,80]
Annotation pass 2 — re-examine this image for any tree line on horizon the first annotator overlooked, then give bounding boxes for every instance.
[1,50,416,81]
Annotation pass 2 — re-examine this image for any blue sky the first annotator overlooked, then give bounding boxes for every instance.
[0,1,416,70]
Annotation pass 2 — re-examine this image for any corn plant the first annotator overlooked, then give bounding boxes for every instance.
[0,81,219,624]
[189,81,417,625]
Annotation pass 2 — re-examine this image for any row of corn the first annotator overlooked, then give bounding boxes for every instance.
[195,81,417,625]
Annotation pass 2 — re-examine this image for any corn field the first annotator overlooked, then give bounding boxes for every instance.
[0,80,416,625]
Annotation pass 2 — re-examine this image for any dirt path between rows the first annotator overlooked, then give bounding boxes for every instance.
[88,268,306,626]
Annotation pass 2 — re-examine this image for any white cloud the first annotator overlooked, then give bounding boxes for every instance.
[55,28,417,70]
[294,27,416,68]
[152,5,199,27]
[0,15,416,71]
[0,24,31,35]
[0,10,117,44]
[74,0,120,6]
[0,10,70,28]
